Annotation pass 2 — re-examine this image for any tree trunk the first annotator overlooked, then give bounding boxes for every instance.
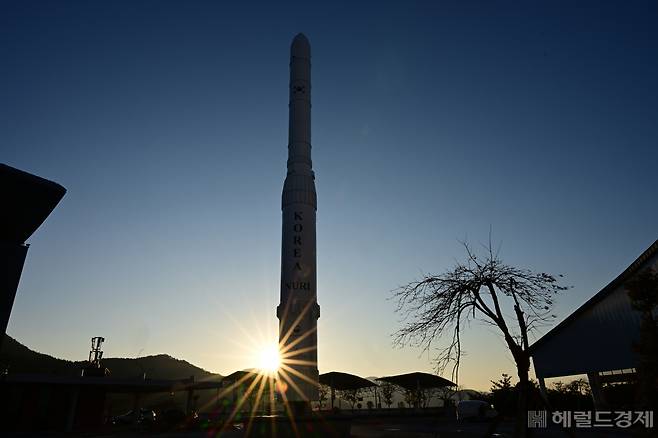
[515,354,530,438]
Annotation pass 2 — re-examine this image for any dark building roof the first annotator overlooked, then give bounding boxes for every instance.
[529,239,658,378]
[529,239,658,353]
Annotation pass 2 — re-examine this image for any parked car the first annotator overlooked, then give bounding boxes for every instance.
[456,400,497,421]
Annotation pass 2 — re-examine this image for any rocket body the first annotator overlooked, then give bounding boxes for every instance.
[277,33,319,402]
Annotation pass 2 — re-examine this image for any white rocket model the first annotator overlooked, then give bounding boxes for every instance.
[277,33,320,404]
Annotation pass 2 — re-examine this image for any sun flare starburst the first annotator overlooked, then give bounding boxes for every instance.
[195,305,319,436]
[257,343,281,374]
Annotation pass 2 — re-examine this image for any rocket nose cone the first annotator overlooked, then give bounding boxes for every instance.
[291,33,310,58]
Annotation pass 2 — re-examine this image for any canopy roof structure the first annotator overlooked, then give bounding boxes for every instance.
[377,372,455,390]
[319,372,376,390]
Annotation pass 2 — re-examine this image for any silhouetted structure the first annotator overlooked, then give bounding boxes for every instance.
[0,373,224,432]
[529,239,658,409]
[82,336,109,377]
[0,163,65,351]
[376,372,455,410]
[319,371,376,409]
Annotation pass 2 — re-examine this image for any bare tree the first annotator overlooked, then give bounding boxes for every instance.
[403,387,419,408]
[380,382,395,408]
[436,385,458,408]
[422,388,439,408]
[340,388,362,410]
[364,385,379,409]
[393,242,567,437]
[318,384,330,410]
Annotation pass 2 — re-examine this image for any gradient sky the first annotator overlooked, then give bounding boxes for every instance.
[2,1,657,391]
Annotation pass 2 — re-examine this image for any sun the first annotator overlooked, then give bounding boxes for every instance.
[257,343,281,374]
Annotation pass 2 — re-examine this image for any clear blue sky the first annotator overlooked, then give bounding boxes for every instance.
[2,0,657,390]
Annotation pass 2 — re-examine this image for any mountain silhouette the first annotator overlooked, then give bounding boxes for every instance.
[0,334,222,381]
